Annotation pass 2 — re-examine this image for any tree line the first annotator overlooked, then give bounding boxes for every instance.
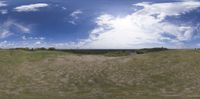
[0,47,169,55]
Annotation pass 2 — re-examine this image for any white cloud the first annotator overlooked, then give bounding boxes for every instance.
[22,35,27,40]
[62,7,67,10]
[0,41,13,48]
[69,10,83,25]
[0,40,70,49]
[0,36,46,48]
[70,10,83,19]
[76,1,200,49]
[135,1,200,20]
[0,1,8,15]
[0,9,7,14]
[21,36,45,41]
[35,41,42,45]
[13,23,30,33]
[14,3,48,12]
[68,20,76,25]
[0,1,7,7]
[0,20,31,38]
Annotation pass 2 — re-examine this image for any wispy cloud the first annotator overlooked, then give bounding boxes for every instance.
[70,10,83,19]
[14,3,49,12]
[75,1,200,49]
[0,20,31,39]
[0,9,7,14]
[62,7,67,10]
[69,10,83,25]
[21,36,45,41]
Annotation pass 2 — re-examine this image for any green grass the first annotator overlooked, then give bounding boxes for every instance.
[0,49,200,99]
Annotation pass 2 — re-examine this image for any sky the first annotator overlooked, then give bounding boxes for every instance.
[0,0,200,49]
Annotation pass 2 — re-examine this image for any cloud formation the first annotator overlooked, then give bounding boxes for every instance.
[14,3,48,12]
[1,1,200,49]
[70,10,83,19]
[0,1,8,15]
[69,10,83,25]
[0,20,30,38]
[77,1,200,49]
[21,36,45,41]
[0,1,7,7]
[0,9,7,14]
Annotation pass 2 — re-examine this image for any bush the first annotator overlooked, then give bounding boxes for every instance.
[136,51,145,54]
[136,47,168,54]
[48,47,56,51]
[35,47,47,50]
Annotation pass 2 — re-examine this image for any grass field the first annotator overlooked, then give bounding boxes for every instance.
[0,49,200,99]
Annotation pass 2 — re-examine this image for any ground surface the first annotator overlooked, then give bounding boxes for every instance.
[0,50,200,99]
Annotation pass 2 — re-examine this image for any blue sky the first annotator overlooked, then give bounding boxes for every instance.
[0,0,200,49]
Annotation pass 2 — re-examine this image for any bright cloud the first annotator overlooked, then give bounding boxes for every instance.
[0,1,8,15]
[14,3,49,12]
[0,1,7,7]
[0,20,31,38]
[35,41,42,45]
[77,1,200,49]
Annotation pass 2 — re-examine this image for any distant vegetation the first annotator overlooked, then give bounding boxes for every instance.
[1,47,169,56]
[136,47,168,54]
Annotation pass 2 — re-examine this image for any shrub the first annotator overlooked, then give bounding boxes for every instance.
[48,47,56,51]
